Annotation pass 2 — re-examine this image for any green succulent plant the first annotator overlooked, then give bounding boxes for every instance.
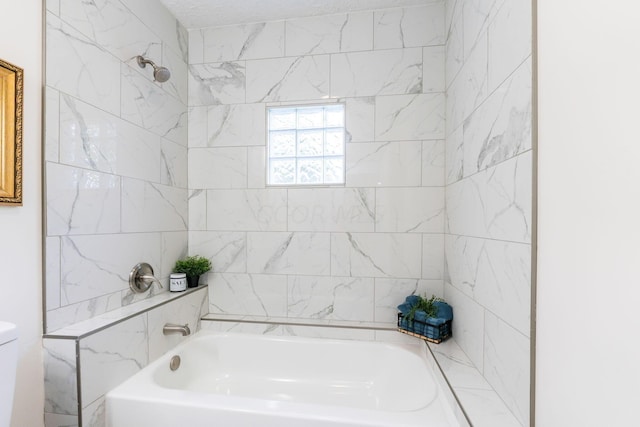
[405,294,444,322]
[173,255,212,277]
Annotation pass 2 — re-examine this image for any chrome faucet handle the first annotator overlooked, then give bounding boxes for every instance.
[129,263,162,293]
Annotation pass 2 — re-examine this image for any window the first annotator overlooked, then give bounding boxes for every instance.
[267,104,345,186]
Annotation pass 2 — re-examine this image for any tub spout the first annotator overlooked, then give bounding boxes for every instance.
[163,323,191,336]
[139,275,162,289]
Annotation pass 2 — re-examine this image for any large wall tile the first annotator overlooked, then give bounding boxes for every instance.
[331,48,423,97]
[189,231,247,273]
[422,140,446,186]
[204,22,285,62]
[121,64,188,144]
[463,58,532,176]
[206,189,287,231]
[59,94,162,182]
[373,4,446,49]
[46,292,122,332]
[461,0,496,59]
[163,46,189,105]
[346,141,422,188]
[188,29,204,64]
[47,0,60,15]
[60,233,161,305]
[330,233,422,278]
[121,179,188,232]
[445,124,463,184]
[423,233,445,280]
[119,0,187,59]
[188,106,208,147]
[286,12,372,56]
[247,147,266,188]
[288,188,375,232]
[375,187,444,233]
[188,62,247,106]
[445,6,464,88]
[188,189,207,230]
[446,151,532,243]
[484,312,530,425]
[209,273,287,316]
[59,0,161,64]
[80,315,148,407]
[423,45,446,93]
[246,55,330,102]
[46,163,120,236]
[443,282,485,371]
[188,147,247,189]
[446,234,531,336]
[159,231,188,280]
[247,232,331,275]
[446,31,488,131]
[161,138,188,188]
[345,97,375,143]
[46,13,120,115]
[207,103,266,147]
[487,0,532,92]
[43,338,77,415]
[375,93,445,141]
[288,276,374,321]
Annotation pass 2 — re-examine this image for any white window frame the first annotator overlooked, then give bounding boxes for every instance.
[266,102,346,187]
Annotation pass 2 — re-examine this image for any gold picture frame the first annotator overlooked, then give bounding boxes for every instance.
[0,58,23,205]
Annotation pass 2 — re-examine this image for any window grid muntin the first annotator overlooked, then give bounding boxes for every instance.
[267,104,345,186]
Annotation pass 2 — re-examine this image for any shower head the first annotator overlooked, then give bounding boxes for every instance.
[136,55,171,83]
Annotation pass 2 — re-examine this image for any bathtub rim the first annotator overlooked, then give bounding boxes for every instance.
[106,329,470,427]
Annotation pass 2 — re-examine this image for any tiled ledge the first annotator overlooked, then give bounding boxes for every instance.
[201,313,397,331]
[429,339,523,427]
[44,285,208,339]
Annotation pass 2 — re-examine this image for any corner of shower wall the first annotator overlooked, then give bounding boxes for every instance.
[444,0,533,425]
[43,0,190,333]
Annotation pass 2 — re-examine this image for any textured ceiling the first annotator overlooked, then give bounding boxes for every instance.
[160,0,431,29]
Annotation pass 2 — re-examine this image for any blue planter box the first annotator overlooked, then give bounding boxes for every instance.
[397,299,453,343]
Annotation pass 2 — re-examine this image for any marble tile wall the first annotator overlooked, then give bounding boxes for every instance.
[188,2,447,329]
[44,0,189,332]
[444,0,532,425]
[43,287,208,427]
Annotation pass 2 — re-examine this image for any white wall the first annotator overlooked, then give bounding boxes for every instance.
[0,0,45,425]
[537,1,640,425]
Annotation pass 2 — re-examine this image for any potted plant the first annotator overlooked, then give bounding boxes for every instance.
[173,255,212,288]
[397,294,453,343]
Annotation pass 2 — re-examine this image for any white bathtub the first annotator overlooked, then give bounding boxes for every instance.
[106,331,461,427]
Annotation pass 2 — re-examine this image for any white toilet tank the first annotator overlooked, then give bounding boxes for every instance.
[0,322,18,427]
